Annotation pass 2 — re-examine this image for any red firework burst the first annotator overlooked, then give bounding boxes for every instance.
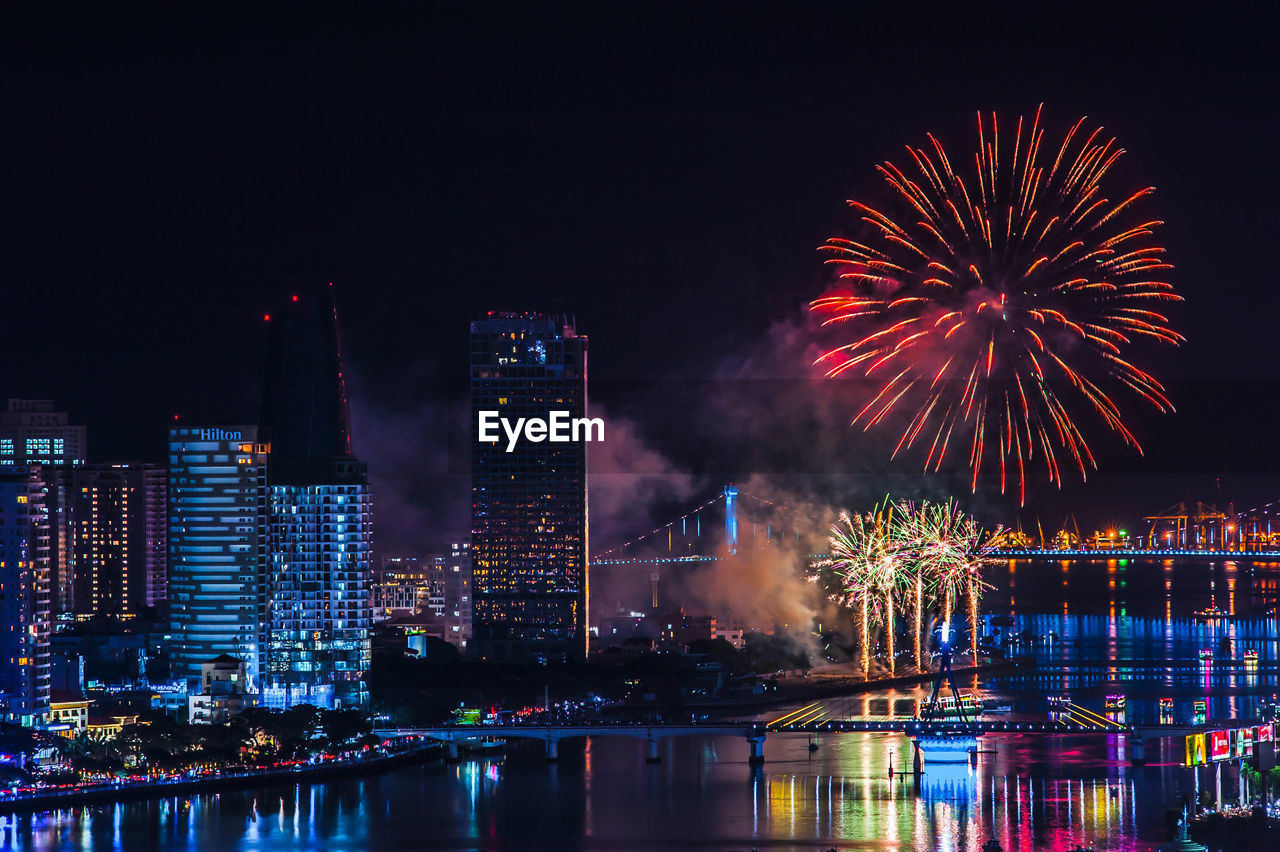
[812,107,1183,503]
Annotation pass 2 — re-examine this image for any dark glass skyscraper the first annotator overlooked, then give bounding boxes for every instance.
[259,285,372,709]
[470,313,588,662]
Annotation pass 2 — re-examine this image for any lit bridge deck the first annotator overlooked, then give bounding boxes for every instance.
[768,719,1127,735]
[997,548,1280,560]
[376,723,767,763]
[377,713,1258,766]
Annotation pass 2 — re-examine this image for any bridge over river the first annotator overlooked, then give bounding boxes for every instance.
[378,707,1250,766]
[376,723,768,763]
[997,547,1280,560]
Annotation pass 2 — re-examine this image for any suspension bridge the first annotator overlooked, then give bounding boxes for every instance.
[589,484,822,569]
[590,485,1280,567]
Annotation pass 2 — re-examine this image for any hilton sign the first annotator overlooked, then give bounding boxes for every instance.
[198,428,243,441]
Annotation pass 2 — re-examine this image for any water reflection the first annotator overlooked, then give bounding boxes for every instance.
[8,558,1279,850]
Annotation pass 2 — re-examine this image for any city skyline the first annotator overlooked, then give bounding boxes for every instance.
[0,7,1278,847]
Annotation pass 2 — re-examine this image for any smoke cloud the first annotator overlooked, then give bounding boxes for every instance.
[346,306,1005,644]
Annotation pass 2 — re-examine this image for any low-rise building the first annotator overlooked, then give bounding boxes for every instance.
[713,625,745,649]
[188,654,252,724]
[47,689,90,737]
[86,714,139,741]
[373,545,471,651]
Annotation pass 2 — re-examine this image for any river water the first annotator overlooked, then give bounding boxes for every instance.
[6,557,1280,851]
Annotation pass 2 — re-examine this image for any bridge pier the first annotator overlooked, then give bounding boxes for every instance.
[546,737,559,762]
[747,735,765,765]
[646,739,661,764]
[446,740,460,763]
[1129,734,1146,765]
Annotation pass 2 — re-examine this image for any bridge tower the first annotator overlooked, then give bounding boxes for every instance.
[724,484,739,555]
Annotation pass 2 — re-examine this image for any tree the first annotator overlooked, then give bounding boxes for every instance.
[686,638,743,672]
[318,709,373,753]
[0,723,37,761]
[240,706,320,760]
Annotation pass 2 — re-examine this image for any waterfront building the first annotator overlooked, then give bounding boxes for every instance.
[47,689,89,737]
[0,399,87,468]
[188,654,252,724]
[259,285,372,710]
[0,466,52,725]
[50,463,167,619]
[167,426,269,692]
[84,712,139,741]
[470,313,589,662]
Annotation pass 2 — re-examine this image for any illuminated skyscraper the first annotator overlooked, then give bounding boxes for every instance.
[0,466,51,725]
[51,463,167,619]
[260,285,372,710]
[168,427,269,691]
[0,399,86,467]
[442,540,473,651]
[2,400,87,615]
[470,313,588,662]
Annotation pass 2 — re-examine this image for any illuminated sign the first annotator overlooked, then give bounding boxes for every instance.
[198,428,243,441]
[1185,733,1207,766]
[1237,727,1254,758]
[1209,730,1230,761]
[1188,725,1275,765]
[451,708,483,726]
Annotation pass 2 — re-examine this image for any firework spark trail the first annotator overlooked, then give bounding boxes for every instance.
[823,508,897,674]
[812,108,1183,503]
[816,499,998,675]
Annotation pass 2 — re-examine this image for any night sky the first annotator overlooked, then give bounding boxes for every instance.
[2,4,1277,549]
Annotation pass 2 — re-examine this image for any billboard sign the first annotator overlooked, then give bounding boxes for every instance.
[1209,730,1231,761]
[1187,724,1275,765]
[1185,733,1207,766]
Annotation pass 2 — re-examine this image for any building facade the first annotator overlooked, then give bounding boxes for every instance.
[373,543,472,651]
[1,400,87,616]
[259,285,372,710]
[48,689,90,737]
[143,465,168,607]
[470,313,588,662]
[0,399,87,468]
[167,426,269,692]
[439,541,472,651]
[263,477,372,709]
[373,556,430,619]
[51,463,166,619]
[188,654,252,724]
[0,466,52,725]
